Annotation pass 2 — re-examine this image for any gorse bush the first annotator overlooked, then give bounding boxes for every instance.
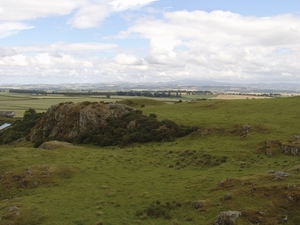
[77,111,198,146]
[0,108,43,144]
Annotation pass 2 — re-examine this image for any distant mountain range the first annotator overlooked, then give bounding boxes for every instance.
[1,79,300,93]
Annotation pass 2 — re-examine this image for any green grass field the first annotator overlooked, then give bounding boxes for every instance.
[1,94,300,224]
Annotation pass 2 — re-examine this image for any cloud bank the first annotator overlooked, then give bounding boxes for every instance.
[1,1,300,84]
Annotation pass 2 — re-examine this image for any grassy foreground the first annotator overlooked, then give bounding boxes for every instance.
[1,97,300,224]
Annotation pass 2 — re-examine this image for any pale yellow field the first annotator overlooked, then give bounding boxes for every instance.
[211,94,271,100]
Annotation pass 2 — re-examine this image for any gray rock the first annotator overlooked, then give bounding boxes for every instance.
[281,144,300,156]
[258,211,264,216]
[283,215,288,222]
[274,171,290,179]
[213,210,241,225]
[193,201,203,209]
[29,102,136,142]
[8,206,19,212]
[224,193,231,200]
[127,120,136,129]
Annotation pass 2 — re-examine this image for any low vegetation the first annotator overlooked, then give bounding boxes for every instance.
[0,108,42,144]
[1,95,300,224]
[78,111,197,146]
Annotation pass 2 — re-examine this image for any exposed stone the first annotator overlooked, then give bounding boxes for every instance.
[274,171,290,179]
[38,141,73,150]
[8,206,19,212]
[281,144,300,156]
[172,219,179,225]
[29,102,136,142]
[193,201,203,209]
[127,120,136,129]
[232,124,251,137]
[224,193,231,200]
[213,210,241,225]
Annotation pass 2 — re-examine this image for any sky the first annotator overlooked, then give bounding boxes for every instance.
[1,0,300,84]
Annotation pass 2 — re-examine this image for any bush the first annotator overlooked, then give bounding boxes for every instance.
[0,110,43,145]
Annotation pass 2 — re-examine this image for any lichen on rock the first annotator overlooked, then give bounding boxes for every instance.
[29,102,136,142]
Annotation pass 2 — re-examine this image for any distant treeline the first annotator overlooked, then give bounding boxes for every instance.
[8,89,213,98]
[9,89,47,95]
[221,92,281,97]
[59,90,213,97]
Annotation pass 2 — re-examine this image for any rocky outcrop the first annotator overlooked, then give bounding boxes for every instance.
[268,170,290,179]
[213,211,241,225]
[281,144,300,156]
[29,102,135,142]
[38,141,73,150]
[261,139,300,156]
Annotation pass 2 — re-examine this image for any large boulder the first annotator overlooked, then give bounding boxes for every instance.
[29,102,135,142]
[38,141,73,150]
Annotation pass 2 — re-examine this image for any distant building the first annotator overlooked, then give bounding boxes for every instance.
[0,123,11,130]
[0,111,16,117]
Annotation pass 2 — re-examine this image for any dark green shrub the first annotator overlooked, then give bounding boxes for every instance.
[0,110,42,145]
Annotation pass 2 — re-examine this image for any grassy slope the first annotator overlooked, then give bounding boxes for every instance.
[1,97,300,224]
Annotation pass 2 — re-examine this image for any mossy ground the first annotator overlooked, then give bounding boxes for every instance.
[1,96,300,224]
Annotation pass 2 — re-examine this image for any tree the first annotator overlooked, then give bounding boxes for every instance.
[24,108,36,117]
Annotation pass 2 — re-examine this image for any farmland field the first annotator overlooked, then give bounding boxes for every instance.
[1,94,300,224]
[0,92,216,117]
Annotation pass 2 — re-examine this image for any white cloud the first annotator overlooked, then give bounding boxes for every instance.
[2,8,300,84]
[110,0,157,12]
[0,47,17,57]
[114,10,300,82]
[0,22,34,38]
[114,54,144,65]
[0,0,84,21]
[67,4,111,28]
[15,42,118,54]
[0,0,158,30]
